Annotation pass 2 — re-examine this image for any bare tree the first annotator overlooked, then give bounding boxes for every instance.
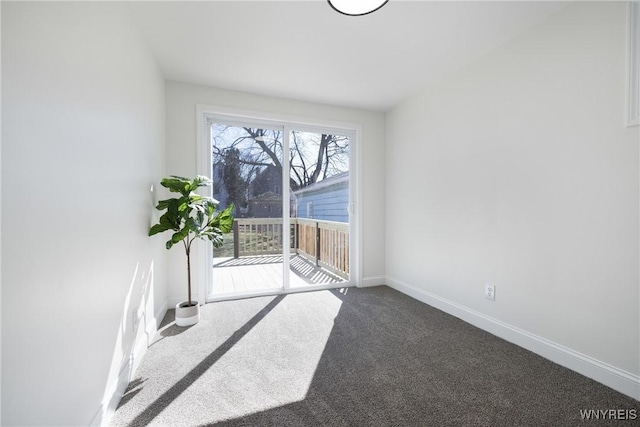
[212,126,349,192]
[222,148,247,211]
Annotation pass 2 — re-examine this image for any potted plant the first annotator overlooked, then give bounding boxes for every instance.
[149,175,234,326]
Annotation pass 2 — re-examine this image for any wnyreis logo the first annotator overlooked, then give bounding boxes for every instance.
[580,409,638,421]
[328,0,389,16]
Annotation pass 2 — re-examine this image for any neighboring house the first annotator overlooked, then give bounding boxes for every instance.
[248,191,282,218]
[250,164,282,198]
[293,172,348,223]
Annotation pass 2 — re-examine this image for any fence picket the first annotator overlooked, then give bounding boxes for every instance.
[232,218,349,277]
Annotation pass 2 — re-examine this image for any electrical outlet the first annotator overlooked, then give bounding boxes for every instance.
[485,284,495,301]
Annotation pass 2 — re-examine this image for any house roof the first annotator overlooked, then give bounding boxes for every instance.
[293,172,349,197]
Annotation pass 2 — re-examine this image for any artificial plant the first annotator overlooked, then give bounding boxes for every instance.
[149,175,234,306]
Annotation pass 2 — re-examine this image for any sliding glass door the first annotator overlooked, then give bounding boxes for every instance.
[288,129,350,288]
[205,116,354,300]
[210,124,285,294]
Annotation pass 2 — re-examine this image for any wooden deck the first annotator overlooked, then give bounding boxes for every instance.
[212,254,346,294]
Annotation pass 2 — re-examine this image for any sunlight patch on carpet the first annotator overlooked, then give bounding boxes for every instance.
[156,291,343,424]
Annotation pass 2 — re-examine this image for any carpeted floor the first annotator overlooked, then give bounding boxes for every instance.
[110,286,640,426]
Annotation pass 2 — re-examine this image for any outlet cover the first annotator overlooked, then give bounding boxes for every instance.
[485,284,495,301]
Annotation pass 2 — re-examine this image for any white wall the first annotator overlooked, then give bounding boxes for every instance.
[0,1,3,423]
[165,81,386,302]
[386,2,639,396]
[2,3,167,426]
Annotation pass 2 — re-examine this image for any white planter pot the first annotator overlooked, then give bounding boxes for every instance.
[175,301,200,327]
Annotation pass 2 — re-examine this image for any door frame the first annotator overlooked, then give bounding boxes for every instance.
[195,104,362,302]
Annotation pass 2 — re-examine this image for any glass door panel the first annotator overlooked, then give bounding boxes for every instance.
[210,124,285,296]
[288,130,350,288]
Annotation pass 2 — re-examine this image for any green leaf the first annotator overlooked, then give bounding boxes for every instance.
[209,204,234,234]
[150,176,233,253]
[171,228,189,244]
[177,195,191,212]
[149,223,172,236]
[161,176,191,195]
[157,209,181,231]
[206,200,216,217]
[189,175,212,191]
[155,198,173,211]
[208,231,225,248]
[162,199,180,223]
[196,211,204,229]
[189,193,204,203]
[185,217,199,233]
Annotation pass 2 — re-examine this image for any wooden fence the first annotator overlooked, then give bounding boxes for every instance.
[233,218,349,279]
[232,218,284,257]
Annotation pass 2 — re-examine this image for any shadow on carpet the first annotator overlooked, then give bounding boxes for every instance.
[111,286,640,427]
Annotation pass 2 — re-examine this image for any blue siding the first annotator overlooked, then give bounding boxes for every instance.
[295,182,349,223]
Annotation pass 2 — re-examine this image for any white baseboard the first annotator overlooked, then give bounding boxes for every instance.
[89,360,131,427]
[90,299,170,427]
[360,275,385,287]
[154,299,169,332]
[385,276,640,401]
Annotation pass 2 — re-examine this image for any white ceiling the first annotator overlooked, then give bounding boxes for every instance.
[128,1,567,112]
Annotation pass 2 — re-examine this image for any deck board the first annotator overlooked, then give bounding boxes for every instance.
[212,254,345,295]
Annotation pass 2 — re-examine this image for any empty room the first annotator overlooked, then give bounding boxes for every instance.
[2,1,639,426]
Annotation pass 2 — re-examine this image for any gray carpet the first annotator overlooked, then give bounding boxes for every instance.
[110,286,640,426]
